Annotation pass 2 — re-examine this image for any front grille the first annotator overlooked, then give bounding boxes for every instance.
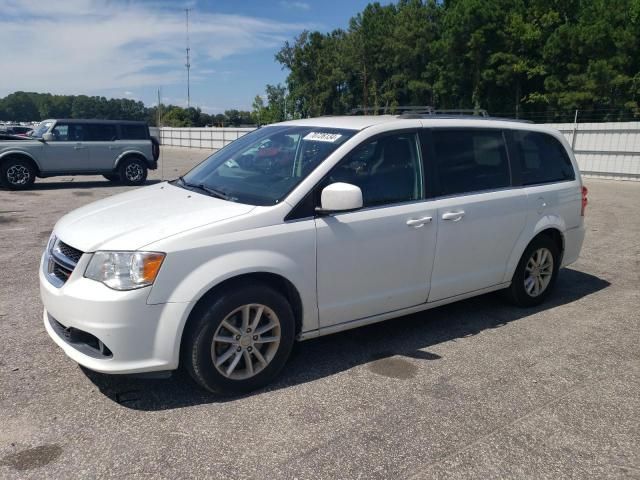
[45,238,84,288]
[56,241,83,264]
[52,262,73,282]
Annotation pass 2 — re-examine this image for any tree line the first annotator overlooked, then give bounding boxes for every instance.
[0,91,255,127]
[256,0,640,123]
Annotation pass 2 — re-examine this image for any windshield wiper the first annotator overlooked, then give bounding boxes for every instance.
[176,176,231,200]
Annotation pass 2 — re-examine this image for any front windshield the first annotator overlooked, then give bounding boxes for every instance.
[31,121,54,138]
[179,125,356,206]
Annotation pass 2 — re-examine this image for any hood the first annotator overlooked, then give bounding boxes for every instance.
[54,182,255,252]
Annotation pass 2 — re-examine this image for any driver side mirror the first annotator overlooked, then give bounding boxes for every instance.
[42,132,54,142]
[317,182,363,214]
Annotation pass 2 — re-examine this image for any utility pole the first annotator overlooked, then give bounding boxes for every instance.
[185,8,191,109]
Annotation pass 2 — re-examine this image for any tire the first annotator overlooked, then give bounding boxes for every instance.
[118,157,147,186]
[182,283,296,395]
[103,174,120,182]
[1,157,36,190]
[506,234,560,307]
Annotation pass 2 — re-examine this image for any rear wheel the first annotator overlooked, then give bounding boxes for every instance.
[182,283,295,394]
[506,234,560,307]
[1,157,36,190]
[118,157,147,186]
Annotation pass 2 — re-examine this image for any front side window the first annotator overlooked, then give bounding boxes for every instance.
[512,131,575,185]
[432,129,510,196]
[179,125,356,206]
[323,132,424,207]
[51,124,84,142]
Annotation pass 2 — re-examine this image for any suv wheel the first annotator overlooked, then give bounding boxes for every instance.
[182,283,295,394]
[1,158,36,190]
[119,158,147,186]
[103,174,120,182]
[506,235,560,307]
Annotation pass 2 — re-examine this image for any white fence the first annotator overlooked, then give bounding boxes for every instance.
[151,122,640,181]
[548,122,640,180]
[151,127,255,150]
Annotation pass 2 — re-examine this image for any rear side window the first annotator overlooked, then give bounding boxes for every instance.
[512,131,575,185]
[432,129,510,196]
[85,124,117,141]
[119,124,148,140]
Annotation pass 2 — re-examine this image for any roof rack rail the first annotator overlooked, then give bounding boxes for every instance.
[349,105,436,115]
[349,106,490,117]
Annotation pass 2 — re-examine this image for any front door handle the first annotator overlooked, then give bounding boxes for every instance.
[442,210,465,222]
[73,145,86,150]
[406,216,432,228]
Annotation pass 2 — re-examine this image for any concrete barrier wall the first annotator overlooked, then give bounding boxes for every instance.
[152,122,640,181]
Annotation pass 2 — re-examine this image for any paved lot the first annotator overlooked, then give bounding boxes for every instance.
[0,148,638,479]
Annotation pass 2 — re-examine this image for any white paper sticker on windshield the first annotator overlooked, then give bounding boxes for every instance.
[303,132,343,142]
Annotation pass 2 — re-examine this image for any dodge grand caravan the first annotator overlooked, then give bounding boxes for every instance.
[40,115,586,394]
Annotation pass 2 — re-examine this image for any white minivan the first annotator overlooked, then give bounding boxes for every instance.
[40,115,587,394]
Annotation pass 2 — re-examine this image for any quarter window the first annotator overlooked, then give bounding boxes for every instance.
[432,129,510,195]
[512,131,575,184]
[86,124,117,141]
[325,133,423,207]
[119,124,148,140]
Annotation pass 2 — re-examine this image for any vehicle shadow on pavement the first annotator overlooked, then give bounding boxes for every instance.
[25,179,163,191]
[82,267,610,410]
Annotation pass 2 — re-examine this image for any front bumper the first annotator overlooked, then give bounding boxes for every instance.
[40,252,191,374]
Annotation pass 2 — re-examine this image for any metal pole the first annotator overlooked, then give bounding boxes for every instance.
[571,109,579,150]
[185,9,191,109]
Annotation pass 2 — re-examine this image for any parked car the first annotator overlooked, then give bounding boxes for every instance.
[0,133,30,141]
[0,119,159,189]
[3,125,34,136]
[40,115,586,394]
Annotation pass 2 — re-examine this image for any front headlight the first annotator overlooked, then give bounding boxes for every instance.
[84,251,165,290]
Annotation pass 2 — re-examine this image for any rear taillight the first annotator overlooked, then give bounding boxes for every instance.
[581,186,588,216]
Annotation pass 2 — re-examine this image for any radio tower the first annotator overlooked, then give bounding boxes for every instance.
[185,8,191,109]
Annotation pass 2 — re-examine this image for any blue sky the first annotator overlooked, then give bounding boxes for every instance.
[0,0,377,112]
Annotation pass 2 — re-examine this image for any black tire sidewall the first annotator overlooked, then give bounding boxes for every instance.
[118,158,147,186]
[509,235,560,307]
[183,284,296,395]
[1,158,36,190]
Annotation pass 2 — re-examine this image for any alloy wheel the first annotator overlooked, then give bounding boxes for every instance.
[6,165,30,185]
[211,304,281,380]
[125,163,143,182]
[524,247,554,297]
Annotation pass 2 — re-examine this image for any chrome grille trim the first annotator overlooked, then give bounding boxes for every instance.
[44,237,84,288]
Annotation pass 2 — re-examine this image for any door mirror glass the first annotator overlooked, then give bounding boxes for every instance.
[319,182,363,212]
[42,132,54,142]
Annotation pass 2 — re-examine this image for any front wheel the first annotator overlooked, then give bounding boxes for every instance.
[182,283,295,394]
[506,235,560,307]
[1,158,36,190]
[118,158,147,186]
